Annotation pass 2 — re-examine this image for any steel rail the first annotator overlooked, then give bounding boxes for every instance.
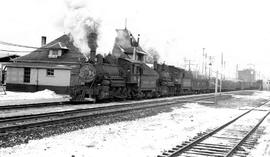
[164,100,270,157]
[0,94,211,110]
[0,94,214,122]
[225,110,270,157]
[0,89,242,110]
[0,101,70,110]
[0,95,215,134]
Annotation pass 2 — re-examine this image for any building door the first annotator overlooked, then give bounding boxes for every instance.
[23,67,31,83]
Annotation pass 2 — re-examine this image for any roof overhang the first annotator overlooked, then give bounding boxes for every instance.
[5,62,73,70]
[119,58,143,65]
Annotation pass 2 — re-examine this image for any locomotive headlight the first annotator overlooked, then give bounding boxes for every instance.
[79,64,96,82]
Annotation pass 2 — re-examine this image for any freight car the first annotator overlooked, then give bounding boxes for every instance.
[181,70,193,94]
[192,77,208,93]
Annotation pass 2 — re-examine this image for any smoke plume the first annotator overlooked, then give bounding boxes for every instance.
[115,29,132,49]
[64,0,100,59]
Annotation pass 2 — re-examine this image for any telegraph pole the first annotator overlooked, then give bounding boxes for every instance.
[184,58,193,71]
[205,52,207,78]
[202,48,205,75]
[223,61,226,80]
[208,56,213,79]
[215,70,218,105]
[236,64,238,80]
[220,52,223,93]
[189,60,191,71]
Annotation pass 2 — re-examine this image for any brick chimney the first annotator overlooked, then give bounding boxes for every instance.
[154,61,158,70]
[41,36,46,47]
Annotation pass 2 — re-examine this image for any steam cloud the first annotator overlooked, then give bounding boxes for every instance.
[64,0,100,59]
[115,29,132,49]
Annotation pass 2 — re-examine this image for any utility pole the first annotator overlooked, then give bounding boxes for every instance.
[205,52,207,78]
[220,52,223,93]
[202,48,205,75]
[223,61,226,80]
[184,57,187,70]
[195,64,199,79]
[236,64,238,80]
[215,70,218,105]
[189,60,191,71]
[184,58,193,71]
[208,56,213,79]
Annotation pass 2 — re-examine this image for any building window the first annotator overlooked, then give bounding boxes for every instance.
[47,69,54,76]
[48,50,61,58]
[24,67,31,83]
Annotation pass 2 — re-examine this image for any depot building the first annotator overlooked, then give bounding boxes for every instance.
[5,35,85,94]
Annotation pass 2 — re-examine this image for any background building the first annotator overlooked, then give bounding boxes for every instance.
[238,68,256,82]
[5,35,85,94]
[112,28,146,62]
[0,53,19,84]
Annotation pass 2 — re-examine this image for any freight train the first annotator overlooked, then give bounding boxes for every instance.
[69,54,262,102]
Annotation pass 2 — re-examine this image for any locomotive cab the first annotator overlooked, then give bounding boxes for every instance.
[168,66,185,95]
[118,58,158,99]
[155,63,175,96]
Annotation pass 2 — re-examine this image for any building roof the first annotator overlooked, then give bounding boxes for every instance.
[118,45,146,55]
[112,28,146,57]
[14,34,85,64]
[47,42,68,50]
[5,62,74,70]
[0,54,20,62]
[119,57,143,64]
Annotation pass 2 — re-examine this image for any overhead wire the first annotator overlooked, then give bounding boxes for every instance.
[0,40,49,49]
[0,49,33,53]
[0,39,48,53]
[0,40,39,49]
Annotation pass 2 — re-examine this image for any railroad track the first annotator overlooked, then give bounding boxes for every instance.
[0,94,220,136]
[157,100,270,157]
[0,101,70,110]
[0,90,246,110]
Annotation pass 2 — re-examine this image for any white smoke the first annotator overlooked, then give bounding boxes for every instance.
[64,0,100,56]
[115,29,131,48]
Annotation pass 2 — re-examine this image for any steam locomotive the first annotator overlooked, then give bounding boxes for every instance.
[69,53,262,102]
[69,30,262,102]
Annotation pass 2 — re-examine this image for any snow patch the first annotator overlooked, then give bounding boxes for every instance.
[0,102,243,157]
[232,91,270,100]
[248,116,270,157]
[0,89,68,101]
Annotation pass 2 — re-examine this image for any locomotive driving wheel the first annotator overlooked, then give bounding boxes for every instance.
[70,85,86,102]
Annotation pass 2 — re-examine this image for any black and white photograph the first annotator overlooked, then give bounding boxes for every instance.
[0,0,270,156]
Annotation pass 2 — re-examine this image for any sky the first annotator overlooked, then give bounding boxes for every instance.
[0,0,270,80]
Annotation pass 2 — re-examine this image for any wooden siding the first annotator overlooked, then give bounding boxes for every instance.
[6,67,71,86]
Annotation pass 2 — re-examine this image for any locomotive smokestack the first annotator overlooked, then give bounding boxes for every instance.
[154,59,158,70]
[41,36,46,47]
[87,32,98,62]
